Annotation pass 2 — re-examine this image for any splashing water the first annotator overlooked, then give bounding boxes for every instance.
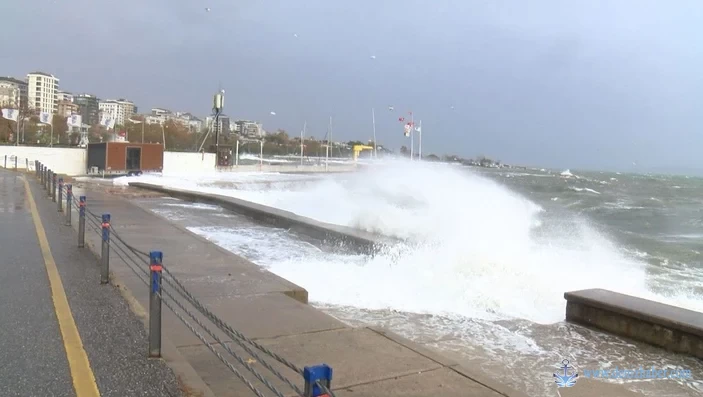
[132,160,703,324]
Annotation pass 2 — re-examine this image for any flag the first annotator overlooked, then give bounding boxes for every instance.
[403,124,411,137]
[100,113,115,129]
[39,111,52,125]
[67,114,82,127]
[415,126,422,133]
[1,108,18,121]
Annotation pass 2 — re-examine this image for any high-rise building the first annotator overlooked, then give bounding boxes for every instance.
[26,72,59,114]
[99,98,136,126]
[74,94,100,126]
[0,77,28,109]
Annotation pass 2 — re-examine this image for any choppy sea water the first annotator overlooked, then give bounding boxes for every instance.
[129,161,703,396]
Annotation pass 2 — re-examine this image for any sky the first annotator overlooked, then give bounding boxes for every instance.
[4,0,703,172]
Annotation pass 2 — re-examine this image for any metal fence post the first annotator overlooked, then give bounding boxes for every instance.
[14,156,17,171]
[100,214,111,284]
[51,173,57,202]
[78,196,86,248]
[149,251,163,358]
[304,364,333,397]
[46,170,51,192]
[65,184,73,226]
[57,178,64,212]
[3,155,6,169]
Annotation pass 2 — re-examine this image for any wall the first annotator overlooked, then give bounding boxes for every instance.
[0,146,358,176]
[0,146,86,175]
[162,151,216,174]
[565,288,703,359]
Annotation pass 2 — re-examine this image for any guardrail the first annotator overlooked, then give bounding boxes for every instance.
[21,160,337,397]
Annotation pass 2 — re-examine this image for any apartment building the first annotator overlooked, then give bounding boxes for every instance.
[0,77,28,108]
[99,98,136,125]
[74,94,100,126]
[26,72,59,114]
[57,100,79,117]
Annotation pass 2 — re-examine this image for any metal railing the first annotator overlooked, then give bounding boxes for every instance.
[25,160,336,397]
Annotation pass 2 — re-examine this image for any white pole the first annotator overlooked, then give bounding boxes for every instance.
[372,108,377,158]
[418,120,422,161]
[259,139,263,170]
[235,140,239,166]
[325,116,331,171]
[300,121,306,165]
[409,112,414,161]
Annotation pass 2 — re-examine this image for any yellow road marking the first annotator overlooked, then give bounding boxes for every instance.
[23,176,101,397]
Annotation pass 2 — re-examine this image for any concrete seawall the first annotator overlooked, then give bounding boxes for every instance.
[128,182,392,255]
[565,288,703,359]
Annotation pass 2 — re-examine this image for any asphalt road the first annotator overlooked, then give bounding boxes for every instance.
[0,169,183,397]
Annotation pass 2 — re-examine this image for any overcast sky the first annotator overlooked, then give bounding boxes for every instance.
[5,0,703,172]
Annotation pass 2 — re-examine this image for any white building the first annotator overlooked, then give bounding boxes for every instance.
[99,98,136,126]
[0,77,27,108]
[26,72,59,114]
[145,108,202,132]
[233,120,264,137]
[57,90,73,102]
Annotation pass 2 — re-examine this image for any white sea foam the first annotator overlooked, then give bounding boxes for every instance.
[151,160,703,325]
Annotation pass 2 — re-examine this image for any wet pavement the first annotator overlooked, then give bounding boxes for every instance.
[0,169,183,397]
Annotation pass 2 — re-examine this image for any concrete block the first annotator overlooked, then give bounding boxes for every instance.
[565,289,703,359]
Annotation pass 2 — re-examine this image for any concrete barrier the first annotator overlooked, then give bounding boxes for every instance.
[128,182,392,254]
[564,288,703,359]
[0,146,86,175]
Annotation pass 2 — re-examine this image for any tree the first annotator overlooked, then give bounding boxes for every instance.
[426,154,440,161]
[400,145,409,156]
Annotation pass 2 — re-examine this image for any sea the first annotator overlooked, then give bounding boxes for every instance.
[118,160,703,396]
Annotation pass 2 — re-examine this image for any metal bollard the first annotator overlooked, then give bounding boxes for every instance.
[65,184,73,226]
[100,214,111,284]
[14,156,17,170]
[51,173,57,202]
[149,251,163,358]
[25,159,28,171]
[48,171,53,197]
[3,155,6,169]
[57,178,64,212]
[41,166,45,188]
[78,196,86,248]
[304,364,333,397]
[35,162,39,177]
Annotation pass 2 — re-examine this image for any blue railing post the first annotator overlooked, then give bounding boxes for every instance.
[65,184,73,226]
[304,364,333,397]
[57,178,64,212]
[78,196,86,248]
[149,251,163,358]
[100,214,111,284]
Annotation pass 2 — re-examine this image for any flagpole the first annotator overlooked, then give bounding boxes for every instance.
[300,121,306,165]
[372,108,377,158]
[410,112,414,161]
[418,120,422,161]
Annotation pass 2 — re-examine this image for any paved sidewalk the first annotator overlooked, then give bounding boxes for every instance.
[0,168,183,397]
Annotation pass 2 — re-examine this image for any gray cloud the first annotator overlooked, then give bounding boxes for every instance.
[4,0,703,172]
